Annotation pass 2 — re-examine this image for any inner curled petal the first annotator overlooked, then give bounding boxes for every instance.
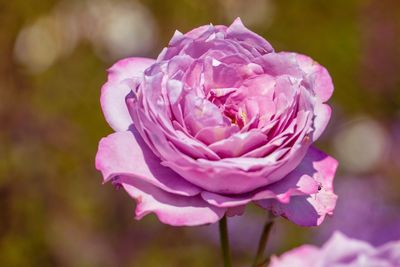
[183,93,230,135]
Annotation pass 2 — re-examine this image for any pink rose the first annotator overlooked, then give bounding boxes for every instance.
[95,18,338,226]
[270,232,400,267]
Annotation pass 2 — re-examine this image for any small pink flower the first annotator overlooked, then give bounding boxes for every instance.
[95,18,338,226]
[270,232,400,267]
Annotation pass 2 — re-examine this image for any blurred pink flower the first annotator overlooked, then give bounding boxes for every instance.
[270,232,400,267]
[314,176,400,246]
[95,18,337,226]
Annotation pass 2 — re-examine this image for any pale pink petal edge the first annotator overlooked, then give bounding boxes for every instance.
[100,57,155,131]
[95,130,201,197]
[121,180,226,226]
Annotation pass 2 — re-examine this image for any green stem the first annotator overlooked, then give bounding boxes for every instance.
[252,214,275,267]
[219,216,232,267]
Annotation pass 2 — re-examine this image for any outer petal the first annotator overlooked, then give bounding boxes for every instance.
[201,171,319,208]
[270,232,400,267]
[101,57,155,131]
[374,241,400,265]
[321,232,374,264]
[263,52,333,141]
[292,52,334,141]
[226,18,274,53]
[95,130,201,197]
[294,53,334,102]
[185,25,223,39]
[311,103,332,141]
[269,245,320,267]
[257,52,304,77]
[256,147,338,226]
[273,52,333,102]
[162,141,310,195]
[121,179,226,226]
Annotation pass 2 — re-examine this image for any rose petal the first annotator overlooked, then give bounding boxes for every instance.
[269,245,320,267]
[185,24,227,40]
[312,103,332,141]
[95,130,201,197]
[208,130,269,158]
[201,173,318,208]
[258,52,303,78]
[321,232,375,263]
[373,241,400,264]
[101,57,155,131]
[161,139,310,195]
[121,179,226,226]
[270,232,400,267]
[195,125,239,145]
[183,94,228,135]
[226,18,274,54]
[293,53,334,102]
[256,147,338,226]
[162,159,276,194]
[201,148,322,208]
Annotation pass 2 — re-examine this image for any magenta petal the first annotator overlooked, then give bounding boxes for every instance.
[121,179,226,226]
[95,130,201,197]
[256,147,338,226]
[101,57,155,131]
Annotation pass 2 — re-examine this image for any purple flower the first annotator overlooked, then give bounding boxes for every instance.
[95,18,337,226]
[270,232,400,267]
[314,176,400,246]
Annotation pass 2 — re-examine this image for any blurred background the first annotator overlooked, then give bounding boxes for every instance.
[1,0,400,266]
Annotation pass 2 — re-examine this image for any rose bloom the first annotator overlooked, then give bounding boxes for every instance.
[270,232,400,267]
[95,18,338,226]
